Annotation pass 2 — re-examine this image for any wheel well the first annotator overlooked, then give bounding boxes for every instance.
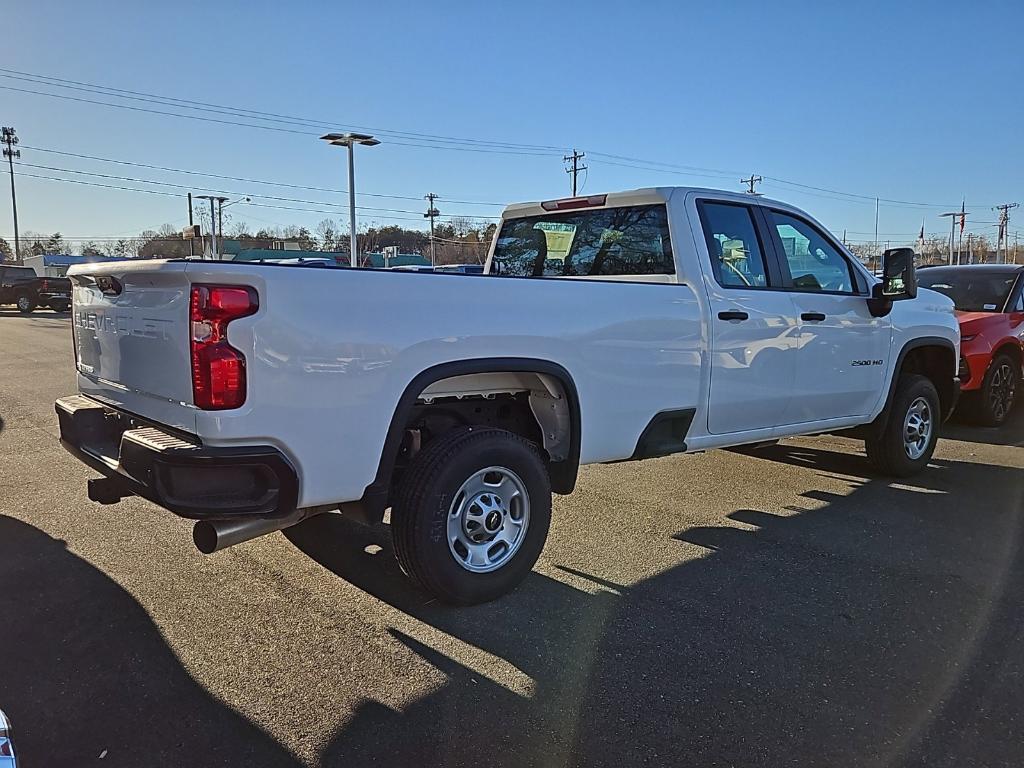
[900,344,957,418]
[393,371,575,492]
[351,362,581,526]
[991,342,1022,372]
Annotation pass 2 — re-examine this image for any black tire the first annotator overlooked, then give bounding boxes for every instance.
[972,353,1019,427]
[50,300,70,313]
[865,373,940,477]
[15,293,36,313]
[391,426,551,605]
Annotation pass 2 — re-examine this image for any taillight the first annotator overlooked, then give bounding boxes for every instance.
[190,285,258,410]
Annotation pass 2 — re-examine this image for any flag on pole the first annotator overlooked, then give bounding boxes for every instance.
[918,220,925,250]
[959,200,966,233]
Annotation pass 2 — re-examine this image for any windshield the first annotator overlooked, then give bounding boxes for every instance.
[491,204,674,277]
[918,270,1017,312]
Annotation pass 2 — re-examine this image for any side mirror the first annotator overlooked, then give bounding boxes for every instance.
[869,248,918,317]
[875,247,918,300]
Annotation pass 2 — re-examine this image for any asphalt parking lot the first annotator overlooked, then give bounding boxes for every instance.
[1,309,1022,767]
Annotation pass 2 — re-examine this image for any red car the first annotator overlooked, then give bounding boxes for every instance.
[918,264,1024,425]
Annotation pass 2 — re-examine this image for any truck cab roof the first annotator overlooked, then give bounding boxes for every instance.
[500,186,796,219]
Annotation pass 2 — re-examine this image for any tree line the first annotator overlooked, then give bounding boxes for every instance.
[0,216,498,265]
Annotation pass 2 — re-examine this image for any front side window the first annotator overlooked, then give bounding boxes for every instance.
[698,202,769,288]
[491,204,673,278]
[769,211,855,294]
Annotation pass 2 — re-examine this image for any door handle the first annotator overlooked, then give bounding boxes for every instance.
[801,312,826,322]
[718,310,749,321]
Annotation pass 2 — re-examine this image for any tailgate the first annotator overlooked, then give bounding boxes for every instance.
[70,261,196,431]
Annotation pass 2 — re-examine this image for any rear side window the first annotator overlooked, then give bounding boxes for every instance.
[3,267,36,281]
[491,204,674,277]
[698,202,770,288]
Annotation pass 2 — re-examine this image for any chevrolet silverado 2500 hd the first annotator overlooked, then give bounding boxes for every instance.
[57,187,960,604]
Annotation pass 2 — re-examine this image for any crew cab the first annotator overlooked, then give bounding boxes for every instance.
[0,265,71,313]
[56,187,960,604]
[918,264,1023,425]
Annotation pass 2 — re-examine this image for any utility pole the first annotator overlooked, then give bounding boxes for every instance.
[2,127,21,263]
[873,197,879,272]
[741,174,762,195]
[194,195,220,260]
[564,149,586,196]
[966,232,973,264]
[993,203,1019,263]
[187,192,195,259]
[424,193,439,266]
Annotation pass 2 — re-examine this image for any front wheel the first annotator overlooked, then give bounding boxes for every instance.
[865,374,940,477]
[15,294,36,313]
[391,426,551,605]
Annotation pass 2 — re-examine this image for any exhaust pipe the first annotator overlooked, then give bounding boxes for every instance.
[193,508,313,554]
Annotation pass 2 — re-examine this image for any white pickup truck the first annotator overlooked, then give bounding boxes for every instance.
[57,187,959,604]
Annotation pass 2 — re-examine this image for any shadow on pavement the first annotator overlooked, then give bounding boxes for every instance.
[289,446,1024,767]
[942,405,1024,448]
[0,308,70,318]
[0,515,300,768]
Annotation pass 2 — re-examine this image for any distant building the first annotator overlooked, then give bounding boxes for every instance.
[361,252,432,268]
[230,249,432,268]
[202,238,302,260]
[21,253,135,278]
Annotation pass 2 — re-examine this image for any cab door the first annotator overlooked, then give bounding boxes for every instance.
[761,208,892,422]
[695,199,800,435]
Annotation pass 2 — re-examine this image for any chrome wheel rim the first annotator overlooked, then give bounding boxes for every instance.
[447,466,530,573]
[903,396,933,460]
[989,363,1016,422]
[16,296,30,311]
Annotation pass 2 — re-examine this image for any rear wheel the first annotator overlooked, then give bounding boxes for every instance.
[50,300,70,313]
[973,353,1019,427]
[391,426,551,605]
[15,293,36,313]
[865,374,940,477]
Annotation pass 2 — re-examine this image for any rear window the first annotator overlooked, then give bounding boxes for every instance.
[2,267,36,280]
[491,204,674,278]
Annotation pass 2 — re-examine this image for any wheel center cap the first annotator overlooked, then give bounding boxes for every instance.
[484,510,503,532]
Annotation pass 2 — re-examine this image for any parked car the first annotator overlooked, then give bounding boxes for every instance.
[56,187,959,604]
[0,265,71,312]
[0,709,17,768]
[918,264,1023,425]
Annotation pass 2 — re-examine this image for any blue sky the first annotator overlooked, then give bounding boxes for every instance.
[3,0,1022,248]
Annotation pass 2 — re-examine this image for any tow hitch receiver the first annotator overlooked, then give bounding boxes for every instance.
[88,477,133,505]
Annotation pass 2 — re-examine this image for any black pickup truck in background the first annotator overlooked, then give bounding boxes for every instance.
[0,265,72,313]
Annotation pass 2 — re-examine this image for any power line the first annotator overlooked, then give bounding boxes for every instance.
[0,67,568,152]
[19,144,505,206]
[11,171,492,227]
[0,82,562,158]
[14,161,501,219]
[1,67,1006,216]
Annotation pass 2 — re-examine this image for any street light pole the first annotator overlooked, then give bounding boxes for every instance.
[347,142,357,267]
[320,133,381,268]
[939,212,958,265]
